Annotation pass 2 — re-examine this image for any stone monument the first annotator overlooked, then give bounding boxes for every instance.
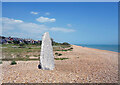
[39,32,54,70]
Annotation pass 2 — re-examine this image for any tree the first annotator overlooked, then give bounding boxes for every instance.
[51,38,55,45]
[8,41,12,44]
[62,42,70,45]
[13,40,20,44]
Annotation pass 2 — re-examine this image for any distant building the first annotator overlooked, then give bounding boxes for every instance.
[0,36,41,44]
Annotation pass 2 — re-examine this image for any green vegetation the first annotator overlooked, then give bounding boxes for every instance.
[10,60,17,65]
[8,41,12,44]
[55,52,59,55]
[26,55,30,58]
[13,40,20,44]
[2,44,41,59]
[27,50,32,52]
[56,49,68,51]
[67,49,72,51]
[55,58,69,60]
[70,47,73,49]
[2,40,72,61]
[61,42,70,45]
[0,59,2,64]
[0,61,2,64]
[3,57,39,61]
[19,43,25,47]
[33,55,39,57]
[51,38,71,48]
[55,52,62,56]
[56,48,72,51]
[58,53,62,56]
[28,47,32,49]
[54,46,73,52]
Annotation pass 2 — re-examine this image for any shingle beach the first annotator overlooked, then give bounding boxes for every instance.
[1,45,118,83]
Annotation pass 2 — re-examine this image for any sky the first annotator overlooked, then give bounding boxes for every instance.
[2,2,118,44]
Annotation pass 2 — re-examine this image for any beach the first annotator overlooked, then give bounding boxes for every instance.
[1,45,118,83]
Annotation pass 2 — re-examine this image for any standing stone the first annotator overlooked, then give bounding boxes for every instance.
[39,32,54,70]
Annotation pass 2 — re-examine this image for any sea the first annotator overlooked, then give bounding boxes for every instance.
[75,44,119,53]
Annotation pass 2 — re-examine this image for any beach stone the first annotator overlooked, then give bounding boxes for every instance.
[39,32,54,70]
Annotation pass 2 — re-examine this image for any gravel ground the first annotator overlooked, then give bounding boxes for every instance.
[1,45,118,83]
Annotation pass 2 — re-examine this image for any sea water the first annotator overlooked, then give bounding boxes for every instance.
[75,44,119,52]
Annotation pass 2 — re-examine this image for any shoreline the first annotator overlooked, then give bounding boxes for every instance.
[73,44,119,53]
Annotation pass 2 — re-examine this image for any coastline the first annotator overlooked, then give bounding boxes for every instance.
[73,44,119,54]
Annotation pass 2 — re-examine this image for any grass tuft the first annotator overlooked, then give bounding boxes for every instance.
[58,53,62,56]
[26,55,30,58]
[10,60,17,65]
[0,61,2,64]
[55,52,62,56]
[33,55,38,57]
[55,58,69,60]
[3,57,39,61]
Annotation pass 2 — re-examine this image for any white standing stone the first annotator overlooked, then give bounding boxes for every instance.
[39,32,54,70]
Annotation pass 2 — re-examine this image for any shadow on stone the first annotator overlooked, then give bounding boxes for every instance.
[38,64,41,69]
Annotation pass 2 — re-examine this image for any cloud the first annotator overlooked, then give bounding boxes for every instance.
[2,17,23,24]
[50,27,75,32]
[45,12,50,15]
[30,11,39,15]
[2,17,24,30]
[36,16,56,23]
[2,17,48,39]
[67,24,72,27]
[2,17,75,39]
